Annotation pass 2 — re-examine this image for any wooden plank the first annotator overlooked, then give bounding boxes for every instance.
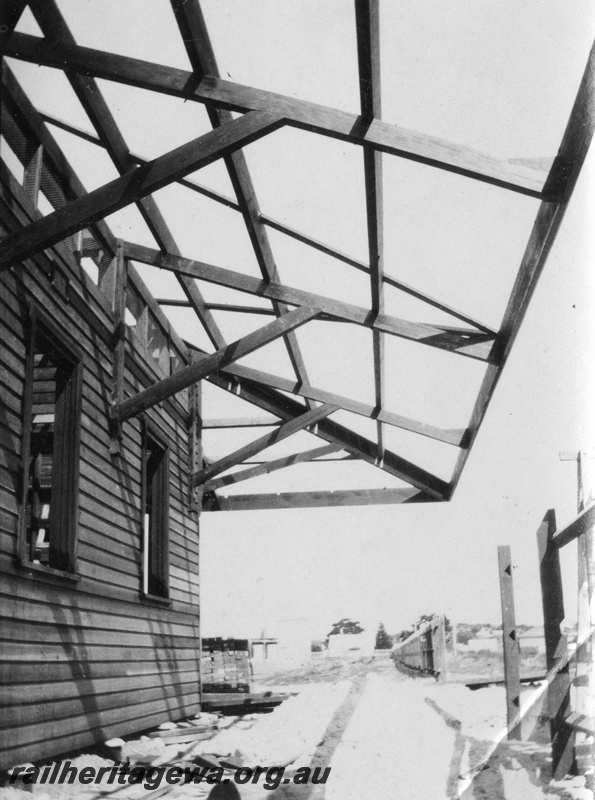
[2,65,117,257]
[203,415,280,428]
[197,356,463,447]
[5,32,547,197]
[115,305,319,421]
[203,486,423,511]
[194,403,339,486]
[0,110,282,271]
[536,509,575,778]
[201,692,287,709]
[203,367,449,497]
[6,102,500,335]
[109,243,126,452]
[28,0,227,355]
[449,42,595,495]
[125,243,495,361]
[356,0,385,456]
[552,500,595,549]
[169,0,314,403]
[497,545,521,740]
[202,443,342,492]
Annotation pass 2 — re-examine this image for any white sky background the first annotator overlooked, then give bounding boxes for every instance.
[7,0,595,638]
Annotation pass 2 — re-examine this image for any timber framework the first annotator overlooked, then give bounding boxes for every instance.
[1,2,593,510]
[0,0,593,770]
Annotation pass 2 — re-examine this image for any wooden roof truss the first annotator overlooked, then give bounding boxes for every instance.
[1,0,593,511]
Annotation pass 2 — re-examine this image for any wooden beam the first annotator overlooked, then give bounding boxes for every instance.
[28,0,227,353]
[35,107,496,336]
[188,362,203,513]
[0,1,27,59]
[186,342,465,446]
[108,242,127,452]
[203,486,423,511]
[169,0,315,404]
[498,545,522,740]
[125,242,495,361]
[536,509,575,778]
[552,501,595,549]
[202,368,449,498]
[202,443,342,492]
[355,0,385,458]
[0,110,283,271]
[6,32,547,198]
[449,41,595,496]
[2,64,117,257]
[114,306,319,422]
[193,403,339,487]
[203,416,280,429]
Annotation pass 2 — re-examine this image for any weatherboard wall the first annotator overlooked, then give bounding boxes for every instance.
[0,168,201,769]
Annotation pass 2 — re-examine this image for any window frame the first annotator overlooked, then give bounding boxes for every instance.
[18,305,83,579]
[140,421,170,601]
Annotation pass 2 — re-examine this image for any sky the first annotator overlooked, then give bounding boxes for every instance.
[5,0,595,640]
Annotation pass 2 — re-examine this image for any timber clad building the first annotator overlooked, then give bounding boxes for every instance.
[0,149,201,767]
[0,0,593,772]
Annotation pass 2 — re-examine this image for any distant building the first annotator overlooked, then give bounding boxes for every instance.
[519,626,546,655]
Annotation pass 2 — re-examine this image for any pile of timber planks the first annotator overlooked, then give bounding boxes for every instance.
[201,638,251,693]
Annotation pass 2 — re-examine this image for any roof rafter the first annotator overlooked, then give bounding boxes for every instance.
[5,32,547,198]
[201,369,449,498]
[36,108,496,335]
[115,305,320,422]
[193,403,340,487]
[449,39,595,496]
[17,0,232,353]
[202,443,342,493]
[356,0,385,458]
[201,359,467,447]
[169,0,314,401]
[170,1,313,397]
[124,242,496,361]
[0,110,283,271]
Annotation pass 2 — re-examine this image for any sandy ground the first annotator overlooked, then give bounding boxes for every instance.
[2,655,592,800]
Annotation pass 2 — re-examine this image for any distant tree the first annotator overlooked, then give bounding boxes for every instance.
[456,623,484,645]
[327,618,364,637]
[398,628,414,643]
[375,622,392,649]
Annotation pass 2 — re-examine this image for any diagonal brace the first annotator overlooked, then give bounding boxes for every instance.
[194,403,339,487]
[114,305,319,422]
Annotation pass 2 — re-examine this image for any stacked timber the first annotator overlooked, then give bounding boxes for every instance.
[201,638,251,693]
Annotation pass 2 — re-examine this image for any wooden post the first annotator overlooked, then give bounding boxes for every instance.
[574,452,595,774]
[560,450,595,774]
[498,545,521,740]
[537,509,575,777]
[188,368,203,514]
[109,241,127,454]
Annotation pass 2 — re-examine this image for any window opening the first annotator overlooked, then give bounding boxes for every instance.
[21,313,81,572]
[142,430,169,597]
